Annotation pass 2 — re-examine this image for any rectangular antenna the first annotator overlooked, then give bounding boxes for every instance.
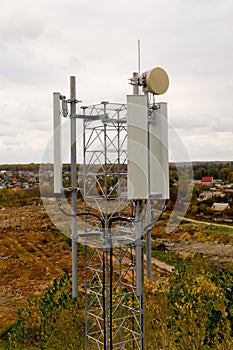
[53,92,62,194]
[127,94,148,199]
[150,102,169,199]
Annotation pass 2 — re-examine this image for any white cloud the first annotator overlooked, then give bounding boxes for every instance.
[0,0,232,163]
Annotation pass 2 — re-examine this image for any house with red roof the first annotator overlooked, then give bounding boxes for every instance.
[201,176,213,186]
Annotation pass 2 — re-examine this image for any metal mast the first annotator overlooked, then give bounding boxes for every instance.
[52,65,169,349]
[78,102,143,349]
[70,76,78,297]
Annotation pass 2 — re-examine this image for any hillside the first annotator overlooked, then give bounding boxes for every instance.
[0,205,74,332]
[1,201,233,349]
[1,203,233,333]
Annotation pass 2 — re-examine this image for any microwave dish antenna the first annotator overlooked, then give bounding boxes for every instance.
[142,67,169,95]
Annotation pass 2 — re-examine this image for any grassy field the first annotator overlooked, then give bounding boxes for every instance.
[1,189,233,349]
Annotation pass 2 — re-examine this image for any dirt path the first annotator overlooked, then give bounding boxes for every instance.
[149,256,174,272]
[180,216,233,229]
[171,240,233,260]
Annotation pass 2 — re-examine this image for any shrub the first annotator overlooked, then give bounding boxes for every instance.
[145,256,233,349]
[6,274,85,349]
[5,259,233,349]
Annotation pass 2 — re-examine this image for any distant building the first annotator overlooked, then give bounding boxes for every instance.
[214,191,226,199]
[212,203,230,212]
[212,202,230,219]
[198,191,213,202]
[201,176,214,186]
[192,180,202,186]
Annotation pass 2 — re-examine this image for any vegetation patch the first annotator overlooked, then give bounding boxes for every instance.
[3,274,85,350]
[145,256,233,349]
[151,246,190,269]
[179,225,233,244]
[3,258,233,349]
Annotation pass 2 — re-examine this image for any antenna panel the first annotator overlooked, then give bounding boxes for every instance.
[127,95,148,199]
[150,102,169,199]
[53,92,62,194]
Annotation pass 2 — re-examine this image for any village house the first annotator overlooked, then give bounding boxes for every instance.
[198,191,213,202]
[212,202,231,219]
[201,176,214,186]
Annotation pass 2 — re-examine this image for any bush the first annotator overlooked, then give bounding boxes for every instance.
[6,274,85,349]
[0,188,40,208]
[145,256,233,349]
[5,259,233,349]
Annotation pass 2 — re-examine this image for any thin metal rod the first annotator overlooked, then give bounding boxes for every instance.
[133,72,139,95]
[119,247,123,348]
[83,114,88,350]
[138,39,141,76]
[146,201,152,279]
[135,201,144,350]
[117,111,121,216]
[146,91,152,279]
[140,290,144,350]
[110,247,113,350]
[70,76,78,298]
[103,102,108,233]
[135,201,143,297]
[103,251,107,349]
[84,245,88,350]
[104,250,110,349]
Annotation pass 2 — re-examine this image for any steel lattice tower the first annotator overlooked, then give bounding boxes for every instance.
[77,103,144,349]
[51,67,169,349]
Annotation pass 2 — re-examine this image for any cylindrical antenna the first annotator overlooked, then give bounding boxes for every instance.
[53,92,62,194]
[138,39,141,76]
[70,76,78,298]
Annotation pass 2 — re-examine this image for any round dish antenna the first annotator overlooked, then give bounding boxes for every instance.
[142,67,169,95]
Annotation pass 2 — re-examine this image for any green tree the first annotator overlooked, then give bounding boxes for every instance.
[194,166,208,180]
[207,164,219,179]
[220,168,231,183]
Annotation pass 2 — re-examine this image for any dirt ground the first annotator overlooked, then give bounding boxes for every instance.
[151,219,233,267]
[1,205,233,334]
[0,205,74,332]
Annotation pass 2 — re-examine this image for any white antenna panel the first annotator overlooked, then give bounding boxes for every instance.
[127,95,148,199]
[150,103,169,199]
[53,92,62,194]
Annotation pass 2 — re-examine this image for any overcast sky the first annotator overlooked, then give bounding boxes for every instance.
[0,0,232,164]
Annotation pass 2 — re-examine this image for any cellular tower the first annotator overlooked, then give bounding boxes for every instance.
[52,65,169,349]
